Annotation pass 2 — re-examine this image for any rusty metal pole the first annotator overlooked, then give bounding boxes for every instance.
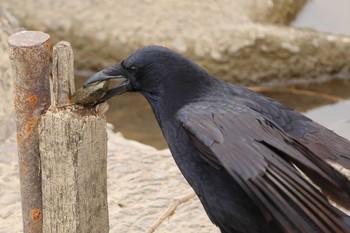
[8,31,51,233]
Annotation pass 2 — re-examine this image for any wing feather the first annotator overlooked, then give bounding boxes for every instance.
[177,101,350,232]
[231,86,350,168]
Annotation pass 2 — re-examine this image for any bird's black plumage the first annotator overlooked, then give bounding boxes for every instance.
[85,45,350,233]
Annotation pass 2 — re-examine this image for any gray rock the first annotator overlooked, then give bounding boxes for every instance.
[13,0,350,86]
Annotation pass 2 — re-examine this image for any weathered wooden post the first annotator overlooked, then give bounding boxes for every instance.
[8,31,51,233]
[39,41,109,232]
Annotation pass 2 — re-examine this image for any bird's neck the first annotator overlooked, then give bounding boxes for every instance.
[145,74,220,118]
[142,92,179,126]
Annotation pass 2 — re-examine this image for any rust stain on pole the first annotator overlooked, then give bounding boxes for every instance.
[8,31,51,233]
[30,208,42,222]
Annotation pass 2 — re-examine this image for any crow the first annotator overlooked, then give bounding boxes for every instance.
[84,45,350,233]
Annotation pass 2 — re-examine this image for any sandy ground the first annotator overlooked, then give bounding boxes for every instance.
[1,100,350,233]
[0,126,219,233]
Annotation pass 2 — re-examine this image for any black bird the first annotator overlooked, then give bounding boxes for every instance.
[84,45,350,233]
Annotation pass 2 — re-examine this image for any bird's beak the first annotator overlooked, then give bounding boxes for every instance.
[83,64,130,104]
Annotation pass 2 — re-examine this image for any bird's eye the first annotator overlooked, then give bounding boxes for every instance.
[128,66,137,72]
[121,60,138,73]
[126,65,138,74]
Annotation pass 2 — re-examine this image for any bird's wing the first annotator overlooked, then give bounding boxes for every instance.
[229,85,350,168]
[177,101,350,233]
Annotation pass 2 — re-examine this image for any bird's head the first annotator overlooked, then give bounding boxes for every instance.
[84,45,212,106]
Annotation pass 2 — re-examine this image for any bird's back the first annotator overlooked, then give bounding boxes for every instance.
[164,80,350,233]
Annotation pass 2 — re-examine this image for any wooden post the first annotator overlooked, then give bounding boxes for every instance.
[39,42,109,232]
[51,41,75,107]
[8,31,51,233]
